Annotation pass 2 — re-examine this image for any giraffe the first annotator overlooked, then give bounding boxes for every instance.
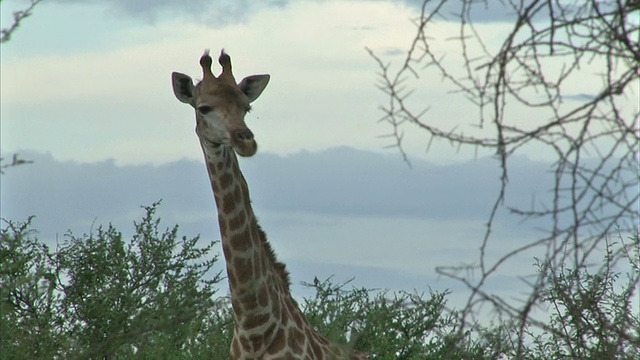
[171,50,369,360]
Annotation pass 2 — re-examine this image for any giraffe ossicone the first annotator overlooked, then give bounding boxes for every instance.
[171,50,369,359]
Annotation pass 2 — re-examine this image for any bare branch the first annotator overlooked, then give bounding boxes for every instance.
[370,0,639,357]
[1,0,42,44]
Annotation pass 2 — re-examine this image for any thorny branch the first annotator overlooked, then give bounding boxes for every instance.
[0,154,33,174]
[370,0,639,357]
[0,0,42,44]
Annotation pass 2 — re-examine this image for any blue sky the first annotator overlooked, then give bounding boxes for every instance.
[2,0,636,315]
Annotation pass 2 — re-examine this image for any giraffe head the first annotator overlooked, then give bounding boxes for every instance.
[171,50,270,157]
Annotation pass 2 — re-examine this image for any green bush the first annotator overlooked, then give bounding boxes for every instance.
[1,203,223,359]
[2,206,638,359]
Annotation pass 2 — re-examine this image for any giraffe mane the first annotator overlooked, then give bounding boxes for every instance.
[256,224,291,289]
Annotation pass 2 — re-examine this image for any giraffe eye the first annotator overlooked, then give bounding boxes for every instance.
[198,105,213,114]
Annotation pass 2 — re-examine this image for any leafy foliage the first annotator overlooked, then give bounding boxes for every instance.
[1,216,63,359]
[1,203,222,359]
[526,237,640,359]
[2,206,638,359]
[300,278,480,359]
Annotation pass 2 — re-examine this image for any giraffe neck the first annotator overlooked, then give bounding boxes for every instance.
[200,140,287,340]
[200,141,369,359]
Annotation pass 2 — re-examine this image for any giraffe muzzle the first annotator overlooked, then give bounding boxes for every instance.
[232,129,258,157]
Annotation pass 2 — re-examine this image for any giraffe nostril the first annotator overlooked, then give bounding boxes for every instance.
[235,129,254,141]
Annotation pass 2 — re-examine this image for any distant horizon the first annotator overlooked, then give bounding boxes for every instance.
[4,146,632,315]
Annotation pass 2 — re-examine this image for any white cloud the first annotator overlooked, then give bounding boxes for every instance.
[48,0,282,26]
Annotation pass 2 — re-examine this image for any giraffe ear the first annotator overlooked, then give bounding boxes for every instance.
[171,72,196,106]
[239,74,270,103]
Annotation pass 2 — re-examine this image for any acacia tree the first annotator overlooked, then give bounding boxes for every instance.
[369,0,639,357]
[1,203,223,359]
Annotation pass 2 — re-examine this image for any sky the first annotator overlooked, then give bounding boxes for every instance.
[1,0,637,317]
[0,0,537,165]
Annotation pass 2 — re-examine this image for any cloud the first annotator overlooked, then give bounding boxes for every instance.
[49,0,290,26]
[5,148,630,254]
[1,147,557,245]
[44,0,523,27]
[246,147,555,221]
